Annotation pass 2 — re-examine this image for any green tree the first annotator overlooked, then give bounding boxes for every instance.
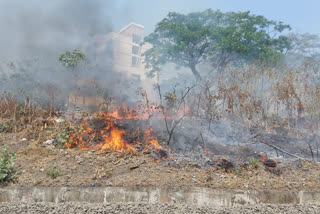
[144,10,218,81]
[59,49,86,68]
[59,49,86,107]
[210,11,291,71]
[59,49,86,82]
[144,9,292,81]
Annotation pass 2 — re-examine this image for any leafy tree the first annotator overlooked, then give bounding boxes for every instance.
[144,10,217,81]
[210,11,291,71]
[59,49,86,68]
[144,9,292,81]
[59,49,86,107]
[59,49,86,82]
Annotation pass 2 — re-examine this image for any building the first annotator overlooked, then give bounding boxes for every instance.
[95,22,157,92]
[69,23,157,110]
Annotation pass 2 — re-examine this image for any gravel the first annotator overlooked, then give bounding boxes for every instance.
[0,202,319,214]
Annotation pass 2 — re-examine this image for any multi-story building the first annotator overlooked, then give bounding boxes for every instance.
[95,22,157,91]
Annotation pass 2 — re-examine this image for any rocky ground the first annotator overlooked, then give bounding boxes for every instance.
[0,202,319,214]
[0,132,319,191]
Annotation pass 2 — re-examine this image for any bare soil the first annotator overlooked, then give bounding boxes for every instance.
[0,132,319,191]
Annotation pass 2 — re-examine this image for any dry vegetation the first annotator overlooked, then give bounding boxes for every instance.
[0,62,320,189]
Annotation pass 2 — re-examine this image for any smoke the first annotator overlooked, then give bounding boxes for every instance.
[0,0,113,59]
[0,0,144,108]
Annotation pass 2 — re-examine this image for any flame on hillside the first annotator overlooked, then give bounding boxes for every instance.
[65,105,165,155]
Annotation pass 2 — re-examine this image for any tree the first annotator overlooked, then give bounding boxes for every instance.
[59,49,86,82]
[144,9,291,81]
[287,33,320,57]
[59,49,86,67]
[59,49,86,107]
[144,10,218,81]
[210,11,291,71]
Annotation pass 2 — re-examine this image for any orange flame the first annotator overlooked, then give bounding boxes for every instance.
[144,127,162,150]
[65,105,169,157]
[67,111,136,153]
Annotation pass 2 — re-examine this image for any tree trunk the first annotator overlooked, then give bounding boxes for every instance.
[190,64,202,81]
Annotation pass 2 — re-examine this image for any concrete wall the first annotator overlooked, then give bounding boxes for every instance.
[0,187,319,206]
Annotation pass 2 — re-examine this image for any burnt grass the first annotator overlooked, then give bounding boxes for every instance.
[0,131,319,191]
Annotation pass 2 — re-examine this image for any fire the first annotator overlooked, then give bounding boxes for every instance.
[100,124,135,152]
[64,105,166,156]
[144,128,162,150]
[106,105,152,120]
[67,111,136,153]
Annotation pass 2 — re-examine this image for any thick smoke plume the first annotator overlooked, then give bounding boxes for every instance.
[0,0,127,108]
[0,0,112,59]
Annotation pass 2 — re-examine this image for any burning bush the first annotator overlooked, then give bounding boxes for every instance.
[57,107,167,158]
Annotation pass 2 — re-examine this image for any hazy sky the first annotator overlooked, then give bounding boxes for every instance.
[109,0,320,34]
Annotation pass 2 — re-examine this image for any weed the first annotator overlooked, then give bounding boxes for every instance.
[249,157,259,168]
[0,123,5,132]
[56,121,81,148]
[0,145,16,184]
[46,167,61,179]
[24,146,30,154]
[105,170,113,178]
[0,123,11,133]
[234,168,244,176]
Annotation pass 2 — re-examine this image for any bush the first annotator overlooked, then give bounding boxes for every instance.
[0,145,16,184]
[56,121,82,148]
[46,167,60,179]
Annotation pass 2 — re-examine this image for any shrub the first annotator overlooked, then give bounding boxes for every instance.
[0,145,16,184]
[46,167,61,179]
[56,121,82,148]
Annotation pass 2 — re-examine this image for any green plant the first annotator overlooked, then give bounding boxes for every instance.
[59,49,86,68]
[0,123,11,133]
[46,166,61,179]
[75,106,89,117]
[0,145,16,184]
[0,123,5,133]
[164,91,177,109]
[234,168,244,176]
[56,121,81,148]
[144,9,291,80]
[24,146,30,154]
[105,170,113,178]
[249,157,259,168]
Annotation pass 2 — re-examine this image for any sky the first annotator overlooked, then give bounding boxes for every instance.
[109,0,320,35]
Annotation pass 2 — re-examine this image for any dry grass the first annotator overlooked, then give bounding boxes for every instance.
[0,95,61,143]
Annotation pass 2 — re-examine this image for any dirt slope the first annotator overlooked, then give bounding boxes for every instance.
[1,132,319,191]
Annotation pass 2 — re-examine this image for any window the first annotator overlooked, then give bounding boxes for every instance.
[132,34,141,44]
[132,45,139,55]
[132,56,137,66]
[132,74,141,81]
